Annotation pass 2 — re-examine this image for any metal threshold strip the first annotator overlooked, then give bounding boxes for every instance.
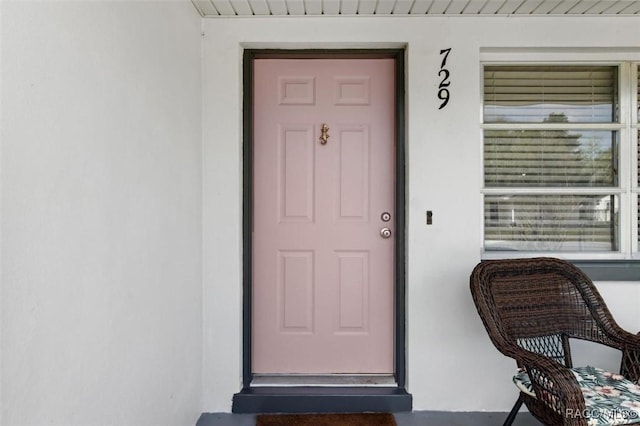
[251,374,397,387]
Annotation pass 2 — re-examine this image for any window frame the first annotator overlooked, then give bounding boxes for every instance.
[479,52,640,275]
[632,61,639,258]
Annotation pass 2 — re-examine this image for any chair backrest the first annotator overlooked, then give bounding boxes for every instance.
[470,257,619,366]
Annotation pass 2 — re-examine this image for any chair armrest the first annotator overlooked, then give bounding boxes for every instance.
[594,327,640,382]
[506,345,588,426]
[618,332,640,383]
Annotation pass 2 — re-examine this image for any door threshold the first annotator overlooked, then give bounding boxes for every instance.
[251,374,397,387]
[232,386,412,413]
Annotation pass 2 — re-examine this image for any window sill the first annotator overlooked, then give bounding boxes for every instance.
[571,260,640,282]
[481,253,640,281]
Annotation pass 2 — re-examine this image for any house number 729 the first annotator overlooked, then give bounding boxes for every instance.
[438,48,452,110]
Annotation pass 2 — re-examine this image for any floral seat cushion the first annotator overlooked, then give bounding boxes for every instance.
[514,366,640,425]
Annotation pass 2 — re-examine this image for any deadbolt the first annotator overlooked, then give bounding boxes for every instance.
[381,212,391,222]
[380,228,392,239]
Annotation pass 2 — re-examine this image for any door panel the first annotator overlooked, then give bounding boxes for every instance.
[337,125,369,220]
[336,251,369,331]
[252,58,395,374]
[278,124,315,222]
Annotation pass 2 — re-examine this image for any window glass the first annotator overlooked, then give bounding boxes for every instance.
[484,194,619,252]
[484,130,617,187]
[483,64,624,255]
[484,66,618,124]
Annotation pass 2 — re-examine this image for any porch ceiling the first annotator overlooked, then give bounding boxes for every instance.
[192,0,640,17]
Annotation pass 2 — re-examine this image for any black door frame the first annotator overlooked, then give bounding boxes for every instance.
[234,48,410,413]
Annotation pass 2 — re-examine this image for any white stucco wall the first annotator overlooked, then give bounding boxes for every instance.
[1,1,203,425]
[202,16,640,412]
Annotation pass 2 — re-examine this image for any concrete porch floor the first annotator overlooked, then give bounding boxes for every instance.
[197,411,540,425]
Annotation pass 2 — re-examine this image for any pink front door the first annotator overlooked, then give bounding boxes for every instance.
[252,58,395,374]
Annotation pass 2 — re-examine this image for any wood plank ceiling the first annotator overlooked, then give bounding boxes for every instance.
[192,0,640,17]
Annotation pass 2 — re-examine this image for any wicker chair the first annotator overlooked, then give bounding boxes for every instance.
[470,257,640,426]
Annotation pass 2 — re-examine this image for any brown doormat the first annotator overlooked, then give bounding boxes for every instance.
[256,413,396,426]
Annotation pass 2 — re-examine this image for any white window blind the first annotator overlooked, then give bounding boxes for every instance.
[484,66,617,124]
[483,65,621,253]
[484,129,616,188]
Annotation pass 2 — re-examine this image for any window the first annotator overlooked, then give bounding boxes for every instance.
[482,63,639,259]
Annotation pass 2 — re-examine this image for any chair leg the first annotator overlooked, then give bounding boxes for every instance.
[503,395,524,426]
